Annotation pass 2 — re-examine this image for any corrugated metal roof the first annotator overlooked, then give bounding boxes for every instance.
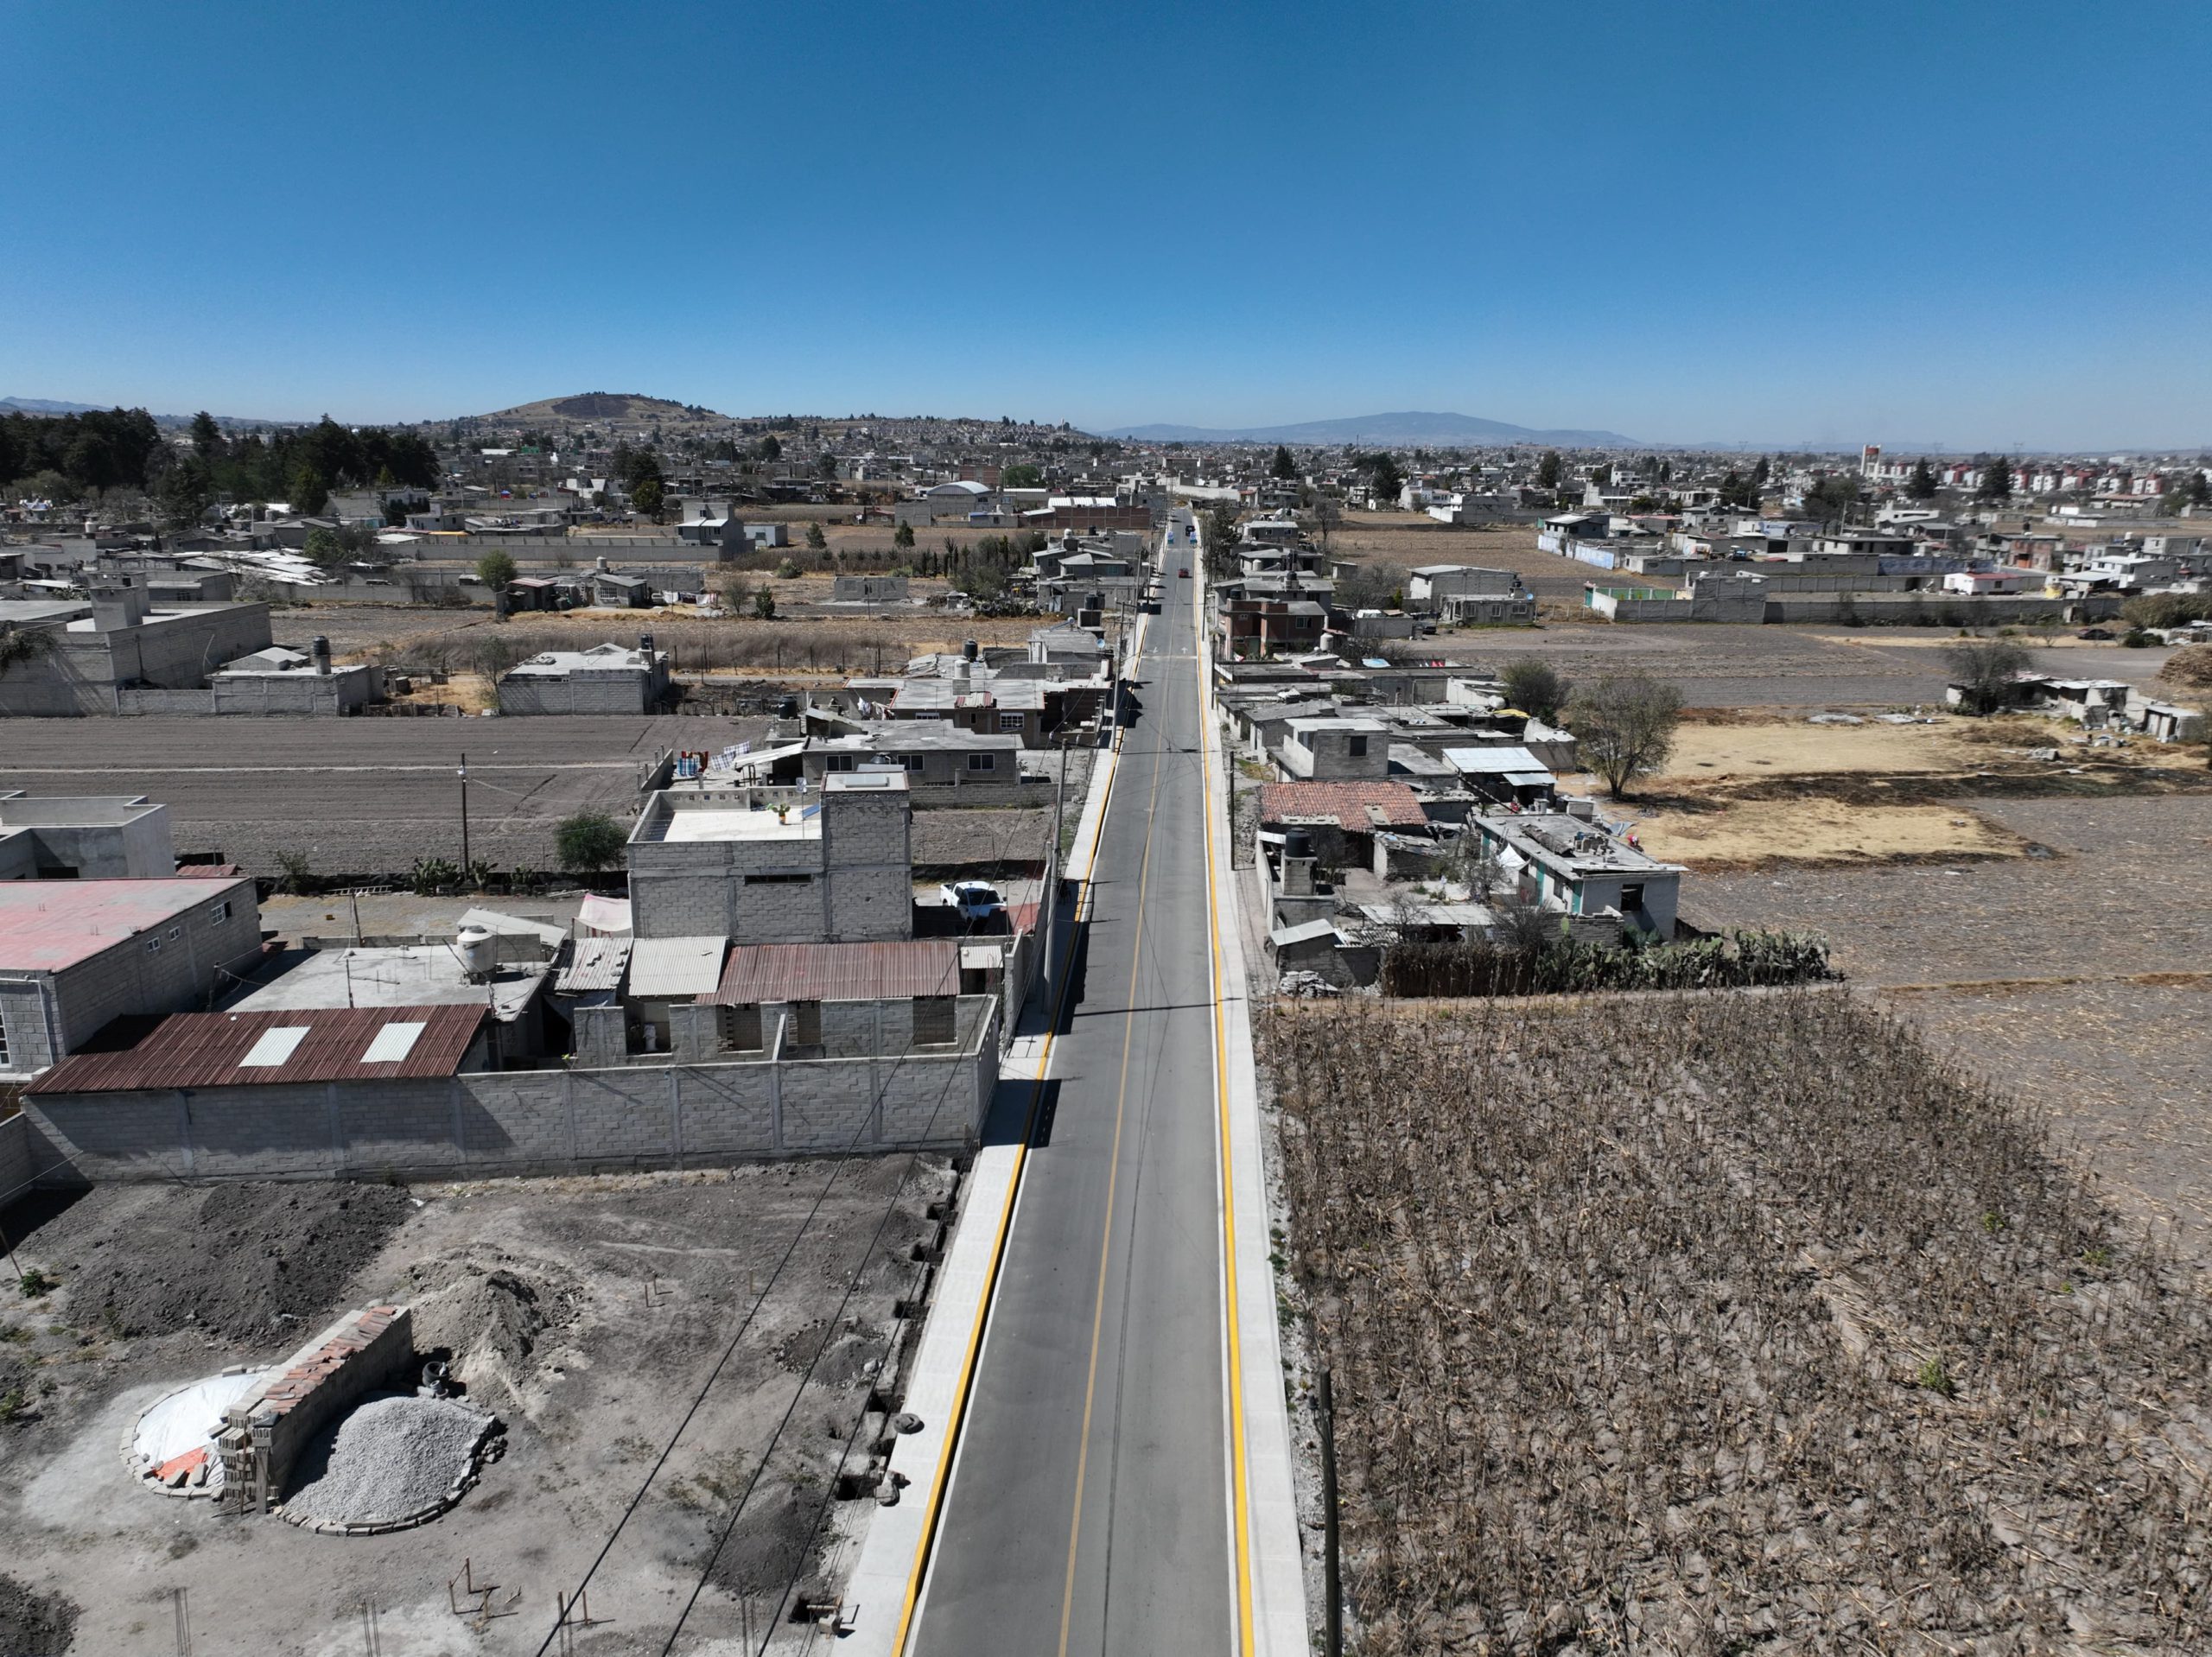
[556,936,632,994]
[703,942,961,1006]
[0,877,256,974]
[27,1004,485,1095]
[629,936,728,999]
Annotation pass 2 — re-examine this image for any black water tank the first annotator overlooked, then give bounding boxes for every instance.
[962,638,979,662]
[1284,829,1313,860]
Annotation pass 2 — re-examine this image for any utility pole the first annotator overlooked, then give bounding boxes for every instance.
[1319,1366,1343,1657]
[458,751,471,871]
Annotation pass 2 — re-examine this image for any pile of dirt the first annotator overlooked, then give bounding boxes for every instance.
[703,1482,821,1598]
[0,1576,77,1654]
[39,1184,414,1343]
[402,1252,578,1409]
[2157,643,2212,691]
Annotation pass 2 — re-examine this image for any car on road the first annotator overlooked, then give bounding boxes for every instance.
[2077,627,2115,640]
[1178,566,1190,579]
[941,880,1003,922]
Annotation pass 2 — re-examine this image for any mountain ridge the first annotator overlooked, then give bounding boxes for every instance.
[1103,410,1641,448]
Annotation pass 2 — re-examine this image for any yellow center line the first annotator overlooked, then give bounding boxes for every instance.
[885,607,1148,1657]
[1055,624,1173,1655]
[1198,562,1259,1654]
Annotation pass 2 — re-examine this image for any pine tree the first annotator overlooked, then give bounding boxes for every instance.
[1907,458,1938,500]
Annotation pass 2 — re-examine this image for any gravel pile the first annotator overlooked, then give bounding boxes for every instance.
[282,1395,494,1528]
[41,1183,414,1341]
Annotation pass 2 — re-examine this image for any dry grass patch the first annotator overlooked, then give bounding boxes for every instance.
[1629,797,2027,870]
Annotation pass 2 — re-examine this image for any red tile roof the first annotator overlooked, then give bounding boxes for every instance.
[0,877,256,973]
[27,1004,485,1095]
[1257,782,1428,829]
[702,942,961,1005]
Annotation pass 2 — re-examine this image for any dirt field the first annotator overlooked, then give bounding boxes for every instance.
[0,1159,950,1654]
[1263,993,2212,1653]
[1611,712,2209,869]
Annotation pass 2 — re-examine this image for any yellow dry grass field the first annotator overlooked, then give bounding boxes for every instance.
[1609,713,2207,870]
[1628,797,2025,869]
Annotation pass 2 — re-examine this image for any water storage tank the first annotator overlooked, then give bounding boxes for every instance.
[454,924,496,982]
[1284,829,1313,860]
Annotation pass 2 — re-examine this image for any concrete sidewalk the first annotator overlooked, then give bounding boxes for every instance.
[1197,597,1311,1656]
[837,704,1130,1657]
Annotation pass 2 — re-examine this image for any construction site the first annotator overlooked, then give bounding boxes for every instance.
[0,1157,952,1654]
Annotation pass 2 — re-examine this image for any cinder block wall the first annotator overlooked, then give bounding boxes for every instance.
[23,1004,999,1184]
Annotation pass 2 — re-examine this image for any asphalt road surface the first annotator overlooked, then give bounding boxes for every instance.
[915,559,1235,1654]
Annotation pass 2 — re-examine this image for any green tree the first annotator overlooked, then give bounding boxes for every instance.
[1977,455,2014,501]
[1802,473,1859,525]
[804,522,827,550]
[893,521,916,549]
[1364,452,1405,501]
[291,463,330,516]
[1001,463,1042,489]
[1271,445,1298,480]
[158,459,212,532]
[817,451,839,481]
[1563,672,1684,800]
[1202,502,1241,576]
[753,587,777,619]
[1535,450,1563,490]
[302,527,347,568]
[632,476,664,519]
[555,811,628,872]
[188,410,225,463]
[755,434,782,462]
[1942,638,2031,714]
[476,549,518,589]
[715,571,752,613]
[1907,457,1938,500]
[1498,659,1572,723]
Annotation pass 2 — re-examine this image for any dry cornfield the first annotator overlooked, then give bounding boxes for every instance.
[1262,990,2212,1654]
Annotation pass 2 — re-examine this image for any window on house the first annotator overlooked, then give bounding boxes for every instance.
[912,995,957,1044]
[998,713,1024,732]
[168,926,181,941]
[746,873,813,886]
[903,755,926,771]
[0,1004,10,1069]
[210,900,231,924]
[823,753,857,772]
[968,753,995,771]
[720,1003,763,1051]
[145,936,161,954]
[1620,883,1645,912]
[1346,734,1368,758]
[791,1000,822,1045]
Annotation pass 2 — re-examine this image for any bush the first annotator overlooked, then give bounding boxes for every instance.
[1379,928,1836,998]
[556,811,627,872]
[1497,659,1571,723]
[1943,637,2032,714]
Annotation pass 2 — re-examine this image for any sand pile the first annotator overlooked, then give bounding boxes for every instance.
[282,1394,496,1530]
[404,1254,577,1408]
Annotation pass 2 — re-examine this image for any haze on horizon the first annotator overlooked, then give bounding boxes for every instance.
[3,0,2208,453]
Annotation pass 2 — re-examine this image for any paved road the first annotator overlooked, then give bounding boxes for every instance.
[915,551,1235,1654]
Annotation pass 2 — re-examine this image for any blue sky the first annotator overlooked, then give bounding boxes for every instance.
[4,0,2209,450]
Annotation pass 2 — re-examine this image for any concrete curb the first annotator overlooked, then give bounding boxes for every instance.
[1198,579,1312,1654]
[837,707,1128,1657]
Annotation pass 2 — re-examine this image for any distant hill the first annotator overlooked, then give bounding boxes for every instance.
[475,391,728,424]
[2,396,285,429]
[1103,410,1640,448]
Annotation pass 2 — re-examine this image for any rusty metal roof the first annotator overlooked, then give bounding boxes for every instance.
[0,877,256,974]
[702,941,961,1006]
[27,1004,486,1095]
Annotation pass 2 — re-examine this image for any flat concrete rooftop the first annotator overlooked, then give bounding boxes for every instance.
[232,944,546,1022]
[654,808,822,844]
